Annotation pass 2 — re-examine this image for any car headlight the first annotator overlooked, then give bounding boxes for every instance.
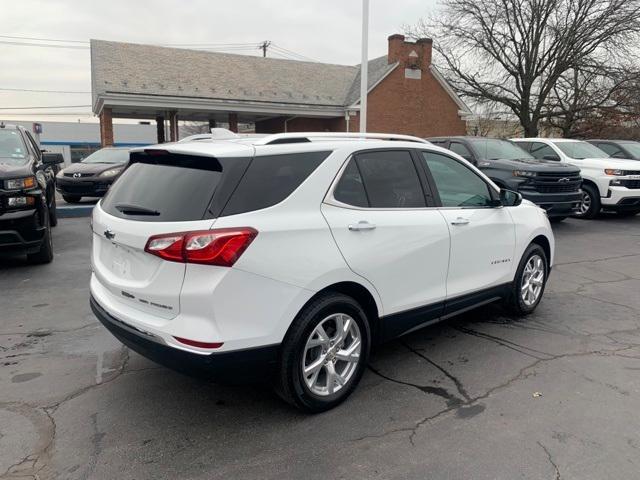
[99,168,122,178]
[605,169,624,176]
[513,170,536,178]
[5,177,36,190]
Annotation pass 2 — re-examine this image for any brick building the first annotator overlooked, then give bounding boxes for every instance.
[91,34,471,146]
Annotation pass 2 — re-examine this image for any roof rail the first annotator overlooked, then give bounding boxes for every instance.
[254,132,431,145]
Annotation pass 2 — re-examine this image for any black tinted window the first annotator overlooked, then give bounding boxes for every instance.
[449,141,473,159]
[333,158,368,207]
[222,151,330,216]
[101,153,249,222]
[355,150,426,208]
[596,143,624,158]
[422,152,493,207]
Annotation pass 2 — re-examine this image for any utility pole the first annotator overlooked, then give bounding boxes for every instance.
[260,40,272,58]
[359,0,369,133]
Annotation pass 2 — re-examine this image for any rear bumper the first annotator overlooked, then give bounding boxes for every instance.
[90,295,279,383]
[56,177,113,197]
[518,191,582,217]
[0,209,46,254]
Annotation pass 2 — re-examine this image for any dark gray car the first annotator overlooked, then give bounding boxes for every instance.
[427,137,583,220]
[586,140,640,160]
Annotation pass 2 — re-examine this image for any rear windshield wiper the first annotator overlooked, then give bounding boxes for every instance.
[114,203,160,216]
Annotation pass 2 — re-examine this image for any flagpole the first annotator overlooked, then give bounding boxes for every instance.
[359,0,369,133]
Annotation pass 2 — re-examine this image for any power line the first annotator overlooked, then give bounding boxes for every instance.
[0,34,87,43]
[0,87,90,94]
[0,40,89,49]
[0,105,91,110]
[271,43,318,62]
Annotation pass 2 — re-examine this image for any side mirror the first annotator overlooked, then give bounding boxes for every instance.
[42,152,64,165]
[543,154,560,161]
[500,189,523,207]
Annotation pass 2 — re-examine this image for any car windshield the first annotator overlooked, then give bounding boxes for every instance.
[619,141,640,159]
[81,148,129,164]
[467,138,534,160]
[553,141,609,159]
[0,129,28,166]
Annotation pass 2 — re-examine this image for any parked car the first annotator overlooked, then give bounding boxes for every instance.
[427,136,582,221]
[586,139,640,160]
[90,131,554,412]
[0,123,64,263]
[512,138,640,218]
[56,147,130,203]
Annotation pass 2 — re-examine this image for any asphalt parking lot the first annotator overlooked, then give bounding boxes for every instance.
[1,215,640,480]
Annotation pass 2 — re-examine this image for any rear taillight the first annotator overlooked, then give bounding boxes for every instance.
[144,228,257,266]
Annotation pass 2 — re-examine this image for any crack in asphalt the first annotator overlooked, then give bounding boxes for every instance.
[555,253,640,266]
[0,346,130,480]
[359,342,639,448]
[400,340,472,402]
[537,441,562,480]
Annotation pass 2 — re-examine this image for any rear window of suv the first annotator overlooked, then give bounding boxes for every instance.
[100,150,330,222]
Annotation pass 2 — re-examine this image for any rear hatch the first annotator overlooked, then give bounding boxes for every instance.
[91,147,252,319]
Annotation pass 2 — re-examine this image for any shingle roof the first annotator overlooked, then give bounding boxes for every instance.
[90,40,397,109]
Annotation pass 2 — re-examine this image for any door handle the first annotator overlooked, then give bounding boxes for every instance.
[348,221,377,231]
[451,217,470,226]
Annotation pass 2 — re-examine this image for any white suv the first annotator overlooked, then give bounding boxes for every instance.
[90,132,554,412]
[512,138,640,218]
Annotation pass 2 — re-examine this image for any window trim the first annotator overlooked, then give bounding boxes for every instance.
[417,149,500,210]
[324,148,437,211]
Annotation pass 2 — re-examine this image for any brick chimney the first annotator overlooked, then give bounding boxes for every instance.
[387,34,433,71]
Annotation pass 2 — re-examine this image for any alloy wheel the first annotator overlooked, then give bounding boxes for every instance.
[521,254,545,306]
[302,313,362,396]
[578,191,591,216]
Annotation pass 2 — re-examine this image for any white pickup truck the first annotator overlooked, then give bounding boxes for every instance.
[512,138,640,218]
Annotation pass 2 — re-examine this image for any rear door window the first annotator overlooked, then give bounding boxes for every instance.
[221,151,331,216]
[354,150,426,208]
[101,153,250,222]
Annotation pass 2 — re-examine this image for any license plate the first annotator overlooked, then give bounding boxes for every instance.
[111,254,130,277]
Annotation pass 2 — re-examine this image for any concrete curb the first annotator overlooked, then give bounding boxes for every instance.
[57,205,94,218]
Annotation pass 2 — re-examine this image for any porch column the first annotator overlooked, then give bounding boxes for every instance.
[99,108,114,147]
[156,116,165,143]
[169,112,179,142]
[228,113,238,133]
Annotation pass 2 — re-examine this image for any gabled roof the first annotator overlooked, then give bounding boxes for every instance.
[90,40,470,116]
[91,40,357,109]
[344,56,399,106]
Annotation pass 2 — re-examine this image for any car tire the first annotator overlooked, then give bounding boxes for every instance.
[27,210,53,264]
[573,184,600,219]
[549,216,567,223]
[49,191,58,227]
[62,195,82,204]
[504,243,548,316]
[275,292,371,413]
[616,209,640,217]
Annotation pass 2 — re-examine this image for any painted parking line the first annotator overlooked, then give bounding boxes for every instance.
[57,205,94,218]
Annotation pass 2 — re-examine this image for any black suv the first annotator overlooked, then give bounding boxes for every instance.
[0,123,63,263]
[427,137,583,220]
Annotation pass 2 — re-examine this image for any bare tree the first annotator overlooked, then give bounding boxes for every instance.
[408,0,640,136]
[544,63,640,137]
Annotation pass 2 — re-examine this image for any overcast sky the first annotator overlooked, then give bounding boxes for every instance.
[0,0,438,123]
